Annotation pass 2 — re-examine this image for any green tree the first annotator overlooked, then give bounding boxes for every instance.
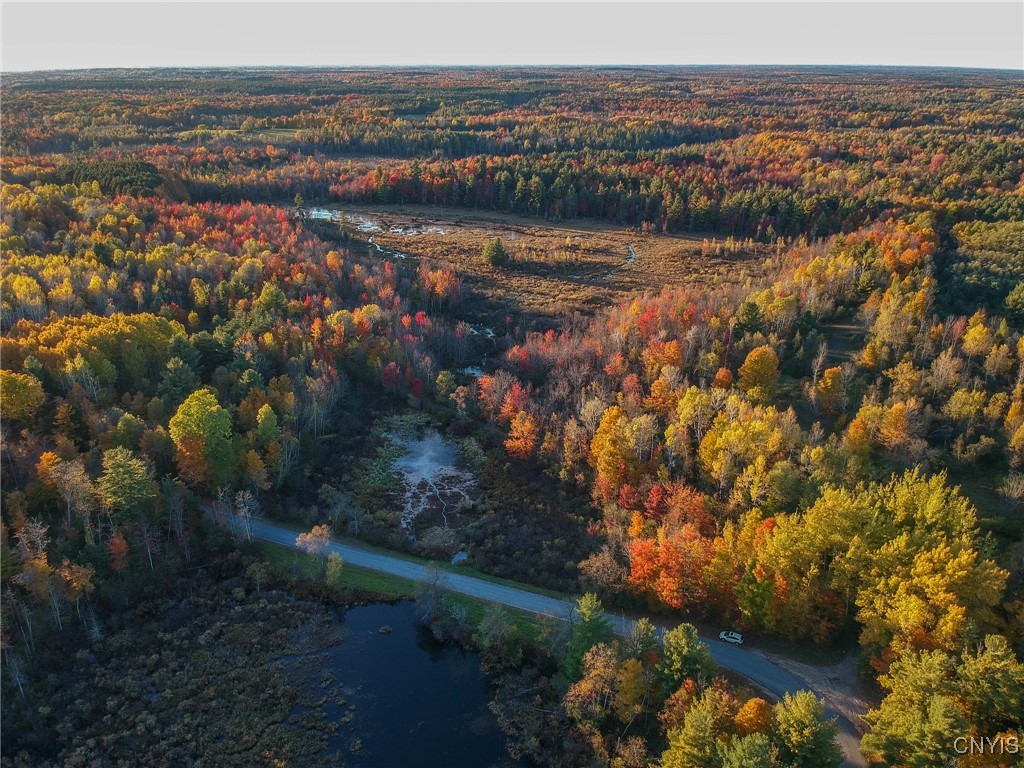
[657,623,715,695]
[773,691,842,768]
[97,447,154,522]
[958,634,1024,732]
[481,238,509,266]
[108,413,143,450]
[719,732,773,768]
[169,389,236,490]
[158,357,199,410]
[255,403,281,447]
[563,593,614,681]
[0,370,44,422]
[255,282,287,313]
[733,301,765,337]
[1004,281,1024,322]
[662,688,724,768]
[624,617,659,660]
[862,646,982,768]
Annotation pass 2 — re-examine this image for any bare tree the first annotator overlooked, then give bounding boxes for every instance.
[302,366,342,439]
[14,518,49,561]
[476,603,513,648]
[5,589,35,656]
[245,561,270,593]
[234,489,262,543]
[5,652,27,702]
[812,341,828,385]
[42,571,65,631]
[319,484,346,529]
[10,519,66,630]
[414,564,448,622]
[275,432,299,490]
[162,476,189,563]
[212,487,232,526]
[48,460,95,529]
[85,604,103,643]
[137,518,161,571]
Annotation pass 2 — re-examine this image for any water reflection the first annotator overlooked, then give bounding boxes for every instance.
[322,600,521,768]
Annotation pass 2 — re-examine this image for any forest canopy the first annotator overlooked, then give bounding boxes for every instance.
[2,66,1023,768]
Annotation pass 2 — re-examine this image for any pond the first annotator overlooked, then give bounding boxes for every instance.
[314,600,521,768]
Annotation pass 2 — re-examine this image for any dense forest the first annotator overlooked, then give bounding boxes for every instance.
[2,67,1023,768]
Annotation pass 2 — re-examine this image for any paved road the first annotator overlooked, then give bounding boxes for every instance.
[245,516,866,767]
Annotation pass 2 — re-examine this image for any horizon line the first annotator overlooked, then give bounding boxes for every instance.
[6,63,1023,75]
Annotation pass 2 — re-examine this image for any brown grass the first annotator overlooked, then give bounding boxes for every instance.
[330,204,769,326]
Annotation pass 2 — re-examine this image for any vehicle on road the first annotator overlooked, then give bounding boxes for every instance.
[237,514,864,766]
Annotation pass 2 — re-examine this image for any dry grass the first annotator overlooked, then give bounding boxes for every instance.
[330,204,769,325]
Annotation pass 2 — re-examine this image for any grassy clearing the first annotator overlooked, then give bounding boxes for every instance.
[946,465,1020,541]
[260,541,547,641]
[445,592,547,641]
[820,319,866,365]
[252,127,303,141]
[318,203,768,324]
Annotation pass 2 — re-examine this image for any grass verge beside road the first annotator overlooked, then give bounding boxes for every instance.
[263,516,568,599]
[260,540,547,641]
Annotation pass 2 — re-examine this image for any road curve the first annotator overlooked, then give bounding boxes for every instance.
[244,516,866,767]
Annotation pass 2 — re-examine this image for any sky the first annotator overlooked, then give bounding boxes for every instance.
[2,1,1022,72]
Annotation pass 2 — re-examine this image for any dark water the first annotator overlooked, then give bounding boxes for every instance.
[325,601,521,768]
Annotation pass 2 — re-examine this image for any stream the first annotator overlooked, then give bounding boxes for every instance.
[306,206,638,275]
[307,207,411,260]
[305,205,631,377]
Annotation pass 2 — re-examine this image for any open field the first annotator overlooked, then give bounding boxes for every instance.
[314,204,768,326]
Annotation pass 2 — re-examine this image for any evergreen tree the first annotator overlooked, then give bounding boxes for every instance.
[657,623,715,695]
[481,238,509,266]
[563,593,614,681]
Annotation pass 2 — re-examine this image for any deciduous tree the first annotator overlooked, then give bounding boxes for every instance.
[97,448,154,522]
[738,345,779,404]
[169,389,235,490]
